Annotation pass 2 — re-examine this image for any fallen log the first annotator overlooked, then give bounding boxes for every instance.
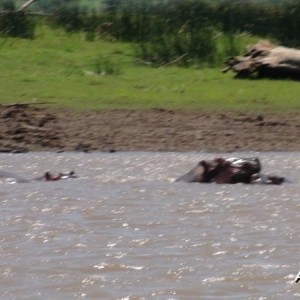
[223,40,300,79]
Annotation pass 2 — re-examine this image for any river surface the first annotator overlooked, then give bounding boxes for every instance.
[0,152,299,299]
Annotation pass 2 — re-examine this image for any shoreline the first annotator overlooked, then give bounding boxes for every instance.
[1,105,300,153]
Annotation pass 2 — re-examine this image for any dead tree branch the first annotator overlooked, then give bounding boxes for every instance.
[223,40,300,80]
[18,0,38,12]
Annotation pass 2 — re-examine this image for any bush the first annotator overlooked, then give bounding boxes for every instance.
[135,29,244,68]
[0,11,35,38]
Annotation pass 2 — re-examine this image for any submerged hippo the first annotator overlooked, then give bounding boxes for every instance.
[0,170,77,183]
[176,157,285,185]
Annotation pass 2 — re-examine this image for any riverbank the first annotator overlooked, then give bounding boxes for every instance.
[1,105,299,153]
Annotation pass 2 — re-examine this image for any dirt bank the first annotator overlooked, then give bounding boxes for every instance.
[0,104,299,153]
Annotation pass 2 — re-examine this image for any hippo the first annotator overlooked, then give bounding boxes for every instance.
[176,157,285,185]
[0,170,77,183]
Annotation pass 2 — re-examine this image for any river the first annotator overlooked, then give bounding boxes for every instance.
[0,152,299,299]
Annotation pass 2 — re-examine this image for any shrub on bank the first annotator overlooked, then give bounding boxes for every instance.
[2,0,300,65]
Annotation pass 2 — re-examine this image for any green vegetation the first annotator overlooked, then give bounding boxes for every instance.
[1,26,300,112]
[1,0,300,69]
[0,0,300,113]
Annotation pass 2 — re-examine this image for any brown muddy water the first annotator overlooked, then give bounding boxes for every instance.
[0,152,299,299]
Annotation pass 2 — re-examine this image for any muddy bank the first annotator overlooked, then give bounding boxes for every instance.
[0,104,299,153]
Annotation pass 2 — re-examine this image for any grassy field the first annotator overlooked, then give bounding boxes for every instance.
[1,26,300,112]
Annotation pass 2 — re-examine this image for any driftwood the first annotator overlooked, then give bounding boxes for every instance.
[223,40,300,79]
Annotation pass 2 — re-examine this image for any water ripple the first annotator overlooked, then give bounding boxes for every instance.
[0,151,299,299]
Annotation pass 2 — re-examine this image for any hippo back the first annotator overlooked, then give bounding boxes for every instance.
[226,157,261,174]
[225,157,261,184]
[176,157,262,184]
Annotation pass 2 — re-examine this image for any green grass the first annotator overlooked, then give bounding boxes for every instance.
[1,25,300,112]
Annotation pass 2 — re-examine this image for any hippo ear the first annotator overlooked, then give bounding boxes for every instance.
[198,160,211,171]
[254,157,262,173]
[198,160,206,166]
